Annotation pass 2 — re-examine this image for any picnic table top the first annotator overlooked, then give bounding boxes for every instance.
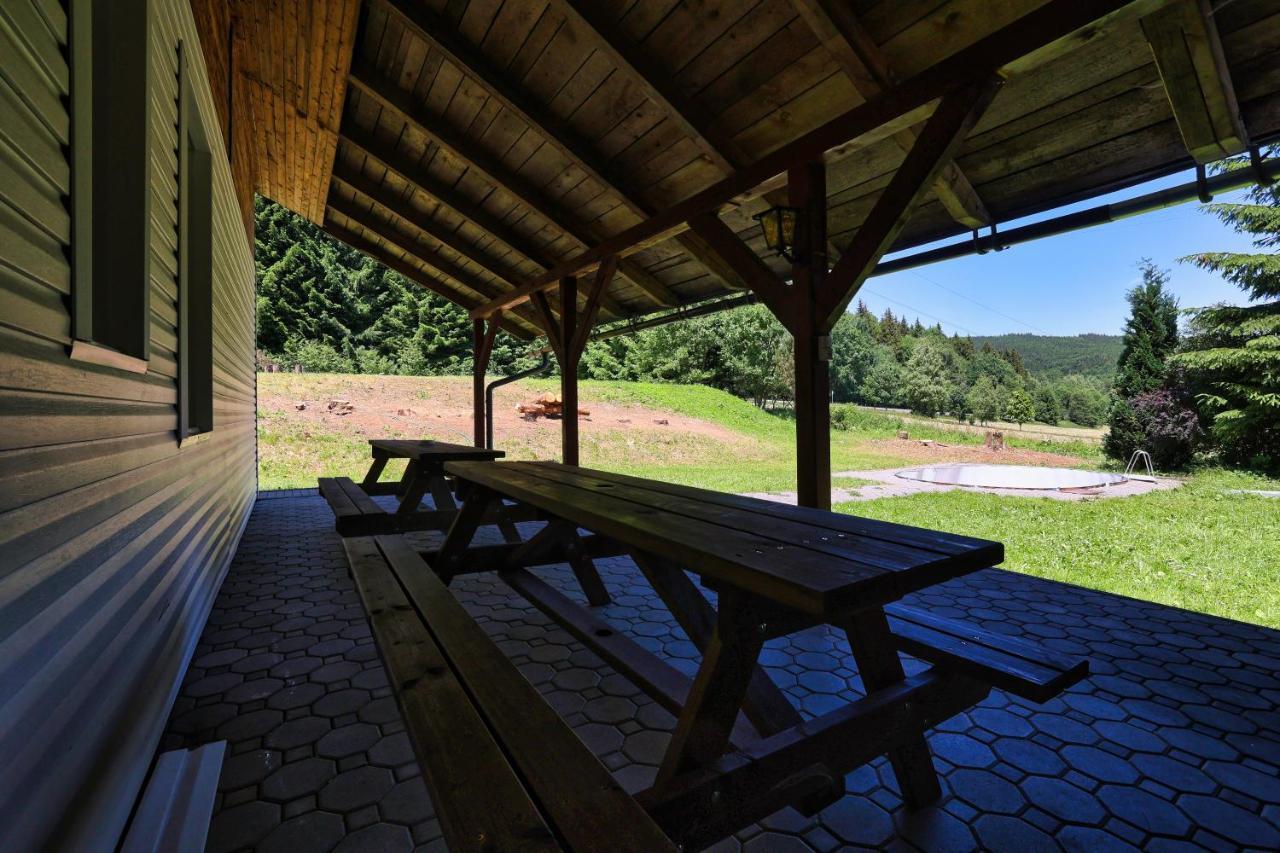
[368,439,505,462]
[445,461,1003,617]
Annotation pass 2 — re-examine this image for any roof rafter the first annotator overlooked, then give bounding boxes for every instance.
[349,64,646,319]
[791,0,991,229]
[337,129,621,322]
[328,195,525,310]
[372,0,709,309]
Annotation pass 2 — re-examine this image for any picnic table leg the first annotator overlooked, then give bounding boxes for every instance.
[504,518,610,606]
[396,460,430,514]
[494,505,522,544]
[428,473,458,512]
[362,448,390,488]
[431,485,497,582]
[632,552,800,737]
[844,608,941,808]
[654,589,765,787]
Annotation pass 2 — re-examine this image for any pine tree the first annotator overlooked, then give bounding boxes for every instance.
[1114,260,1180,398]
[1173,161,1280,470]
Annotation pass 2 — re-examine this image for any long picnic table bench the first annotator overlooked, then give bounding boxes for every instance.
[433,461,1088,848]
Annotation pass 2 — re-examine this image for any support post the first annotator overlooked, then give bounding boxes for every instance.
[558,276,580,465]
[790,160,831,510]
[472,312,501,448]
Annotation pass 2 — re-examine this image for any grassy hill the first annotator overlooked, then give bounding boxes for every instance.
[971,333,1122,382]
[257,373,1094,493]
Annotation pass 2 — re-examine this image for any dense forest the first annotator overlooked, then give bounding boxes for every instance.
[255,198,1113,426]
[970,334,1122,382]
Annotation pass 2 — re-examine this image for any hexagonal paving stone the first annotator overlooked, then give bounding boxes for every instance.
[368,732,414,768]
[259,809,345,851]
[319,766,395,812]
[261,757,336,802]
[314,688,372,718]
[265,716,331,750]
[821,796,894,847]
[621,730,670,766]
[316,723,381,759]
[219,749,281,792]
[583,696,636,725]
[380,777,434,826]
[333,822,413,853]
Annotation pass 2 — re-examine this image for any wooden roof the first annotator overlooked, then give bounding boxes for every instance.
[211,0,1280,339]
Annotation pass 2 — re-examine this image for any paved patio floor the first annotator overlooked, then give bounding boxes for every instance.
[160,490,1280,852]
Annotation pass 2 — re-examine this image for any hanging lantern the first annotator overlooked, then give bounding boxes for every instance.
[752,206,802,262]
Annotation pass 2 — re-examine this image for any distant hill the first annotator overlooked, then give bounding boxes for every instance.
[971,333,1122,383]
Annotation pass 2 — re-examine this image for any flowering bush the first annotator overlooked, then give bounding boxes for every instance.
[1104,389,1199,469]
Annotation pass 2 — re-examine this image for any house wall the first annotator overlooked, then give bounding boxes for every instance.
[0,0,256,849]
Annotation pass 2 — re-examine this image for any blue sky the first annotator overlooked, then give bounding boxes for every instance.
[859,171,1259,337]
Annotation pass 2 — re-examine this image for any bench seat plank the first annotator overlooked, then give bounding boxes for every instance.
[373,535,676,852]
[886,603,1089,702]
[343,537,560,852]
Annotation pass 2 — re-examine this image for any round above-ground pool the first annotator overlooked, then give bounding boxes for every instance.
[896,464,1126,490]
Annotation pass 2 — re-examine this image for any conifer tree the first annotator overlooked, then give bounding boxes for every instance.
[1114,260,1180,398]
[1173,161,1280,469]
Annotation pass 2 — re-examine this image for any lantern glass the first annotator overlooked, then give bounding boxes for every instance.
[753,206,802,261]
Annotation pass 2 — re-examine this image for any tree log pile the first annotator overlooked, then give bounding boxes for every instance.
[518,393,590,420]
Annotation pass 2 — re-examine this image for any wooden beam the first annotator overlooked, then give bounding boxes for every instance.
[685,214,794,330]
[558,276,581,466]
[820,77,1003,330]
[1141,0,1248,164]
[322,221,537,339]
[790,0,990,229]
[471,0,1137,318]
[570,257,617,359]
[789,159,832,510]
[548,0,747,174]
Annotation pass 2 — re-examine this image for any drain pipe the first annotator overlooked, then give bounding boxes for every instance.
[485,352,553,449]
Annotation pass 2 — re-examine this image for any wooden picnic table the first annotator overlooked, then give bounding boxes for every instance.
[320,439,516,536]
[364,439,505,514]
[428,460,1086,848]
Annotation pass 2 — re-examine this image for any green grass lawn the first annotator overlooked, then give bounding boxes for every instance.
[259,374,1278,630]
[838,468,1280,630]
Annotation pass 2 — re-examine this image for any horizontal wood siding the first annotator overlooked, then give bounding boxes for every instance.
[0,0,256,850]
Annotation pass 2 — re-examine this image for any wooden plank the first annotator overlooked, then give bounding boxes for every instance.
[546,0,746,174]
[321,220,540,338]
[368,439,506,461]
[886,604,1090,702]
[844,608,940,807]
[638,670,988,850]
[521,462,994,572]
[1141,0,1249,163]
[342,537,561,852]
[655,589,767,787]
[373,535,677,852]
[336,476,383,515]
[445,462,998,615]
[820,76,1003,330]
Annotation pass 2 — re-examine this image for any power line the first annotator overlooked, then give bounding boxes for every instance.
[906,269,1049,334]
[860,286,977,336]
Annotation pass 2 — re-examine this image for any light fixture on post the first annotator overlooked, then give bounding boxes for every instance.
[752,206,803,262]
